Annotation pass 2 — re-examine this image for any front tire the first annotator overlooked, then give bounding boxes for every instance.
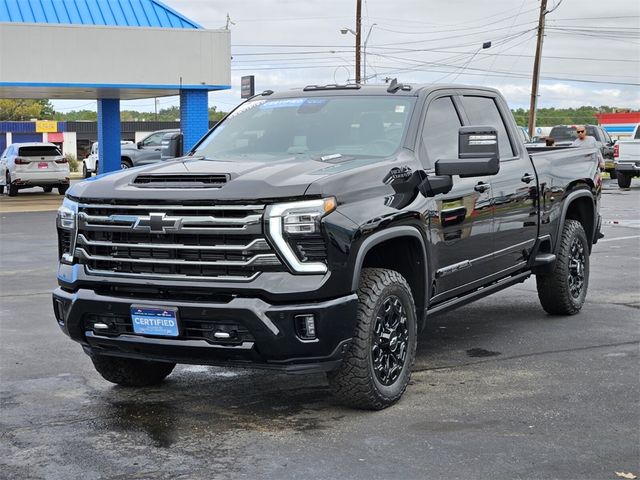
[43,186,53,193]
[90,354,175,387]
[536,219,589,315]
[617,173,632,188]
[58,185,68,195]
[83,163,90,178]
[328,268,417,410]
[121,159,132,169]
[609,169,617,180]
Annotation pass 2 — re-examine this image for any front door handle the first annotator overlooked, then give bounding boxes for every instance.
[474,182,490,193]
[521,173,535,184]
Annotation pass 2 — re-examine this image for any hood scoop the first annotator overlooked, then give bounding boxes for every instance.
[133,173,228,188]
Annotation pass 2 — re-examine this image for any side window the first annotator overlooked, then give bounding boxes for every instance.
[142,132,164,147]
[461,96,515,158]
[419,96,462,168]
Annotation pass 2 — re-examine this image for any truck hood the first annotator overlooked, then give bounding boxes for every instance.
[68,154,388,202]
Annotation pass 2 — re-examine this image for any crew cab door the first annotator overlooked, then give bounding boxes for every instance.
[135,131,166,164]
[417,94,495,297]
[459,94,538,273]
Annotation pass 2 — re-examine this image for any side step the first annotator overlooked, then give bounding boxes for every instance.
[533,253,556,267]
[428,271,531,318]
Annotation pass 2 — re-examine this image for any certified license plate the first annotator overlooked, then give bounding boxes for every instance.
[130,306,179,337]
[38,162,48,169]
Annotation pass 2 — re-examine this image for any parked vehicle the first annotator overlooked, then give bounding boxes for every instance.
[1,143,69,196]
[548,124,615,177]
[53,84,602,410]
[614,124,640,188]
[120,129,179,169]
[83,141,134,178]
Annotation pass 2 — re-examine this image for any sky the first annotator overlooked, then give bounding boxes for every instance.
[51,0,640,117]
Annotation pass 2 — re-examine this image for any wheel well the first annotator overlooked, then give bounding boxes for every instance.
[121,156,132,165]
[361,236,426,323]
[564,197,594,249]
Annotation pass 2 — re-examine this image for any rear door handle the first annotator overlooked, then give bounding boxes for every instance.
[474,182,490,193]
[521,173,535,184]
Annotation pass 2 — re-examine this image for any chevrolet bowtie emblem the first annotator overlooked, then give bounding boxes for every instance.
[133,212,180,233]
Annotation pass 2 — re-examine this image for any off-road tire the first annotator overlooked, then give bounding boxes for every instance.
[90,354,175,387]
[536,219,589,315]
[328,268,417,410]
[43,186,53,193]
[58,185,68,195]
[617,173,632,189]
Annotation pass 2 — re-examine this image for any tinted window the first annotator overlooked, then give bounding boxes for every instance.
[142,132,165,146]
[461,96,515,158]
[17,146,61,157]
[420,97,461,168]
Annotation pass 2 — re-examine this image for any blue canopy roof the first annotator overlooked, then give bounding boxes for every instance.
[0,0,201,29]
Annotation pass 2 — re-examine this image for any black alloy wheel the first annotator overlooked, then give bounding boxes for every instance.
[371,295,409,386]
[568,237,586,299]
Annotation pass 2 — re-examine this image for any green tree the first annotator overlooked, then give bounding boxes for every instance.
[0,99,55,120]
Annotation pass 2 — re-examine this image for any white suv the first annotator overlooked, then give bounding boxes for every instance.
[0,143,70,196]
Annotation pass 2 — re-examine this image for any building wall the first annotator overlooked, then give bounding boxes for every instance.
[0,23,230,96]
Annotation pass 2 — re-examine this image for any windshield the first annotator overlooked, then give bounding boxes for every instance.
[549,126,596,142]
[194,96,416,160]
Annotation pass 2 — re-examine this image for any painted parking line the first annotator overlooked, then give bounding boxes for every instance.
[597,235,640,243]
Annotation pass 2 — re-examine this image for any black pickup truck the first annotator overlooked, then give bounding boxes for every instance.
[53,83,602,410]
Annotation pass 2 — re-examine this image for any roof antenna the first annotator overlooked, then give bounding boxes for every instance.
[387,78,402,93]
[225,13,235,30]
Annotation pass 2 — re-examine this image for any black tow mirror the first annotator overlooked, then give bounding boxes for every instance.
[435,126,500,178]
[161,132,183,160]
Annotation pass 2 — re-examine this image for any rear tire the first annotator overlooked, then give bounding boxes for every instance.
[121,159,132,169]
[7,175,18,197]
[536,219,589,315]
[43,186,53,193]
[0,184,4,195]
[617,173,632,189]
[89,354,175,387]
[58,185,68,195]
[328,268,417,410]
[609,169,617,180]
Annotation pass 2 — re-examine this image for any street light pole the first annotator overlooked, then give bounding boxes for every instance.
[362,23,377,84]
[355,0,362,83]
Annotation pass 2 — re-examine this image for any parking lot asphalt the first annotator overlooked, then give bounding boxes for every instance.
[1,178,639,480]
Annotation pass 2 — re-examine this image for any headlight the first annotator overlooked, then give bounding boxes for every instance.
[57,197,78,230]
[267,198,336,273]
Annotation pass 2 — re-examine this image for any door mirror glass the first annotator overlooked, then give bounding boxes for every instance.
[434,126,500,178]
[161,132,183,160]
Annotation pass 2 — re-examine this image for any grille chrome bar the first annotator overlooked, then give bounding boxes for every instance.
[76,248,279,267]
[76,234,271,252]
[78,203,265,211]
[84,266,261,282]
[78,212,262,226]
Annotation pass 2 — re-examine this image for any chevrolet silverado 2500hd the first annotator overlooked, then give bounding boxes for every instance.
[53,83,602,409]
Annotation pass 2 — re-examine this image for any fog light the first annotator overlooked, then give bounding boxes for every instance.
[295,314,316,340]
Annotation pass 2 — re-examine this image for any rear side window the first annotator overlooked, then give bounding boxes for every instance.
[18,146,61,157]
[461,96,515,158]
[420,96,462,168]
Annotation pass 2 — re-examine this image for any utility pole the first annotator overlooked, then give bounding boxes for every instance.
[355,0,362,83]
[528,0,548,138]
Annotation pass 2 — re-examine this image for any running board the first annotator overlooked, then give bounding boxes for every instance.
[427,271,531,318]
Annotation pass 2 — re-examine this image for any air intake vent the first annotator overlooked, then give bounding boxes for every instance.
[133,174,228,188]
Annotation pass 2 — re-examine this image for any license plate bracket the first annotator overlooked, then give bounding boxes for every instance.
[38,162,48,169]
[130,305,179,337]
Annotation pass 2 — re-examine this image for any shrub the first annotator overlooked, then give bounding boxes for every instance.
[65,154,79,173]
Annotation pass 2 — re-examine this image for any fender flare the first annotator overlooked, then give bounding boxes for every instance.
[554,189,596,253]
[351,225,429,294]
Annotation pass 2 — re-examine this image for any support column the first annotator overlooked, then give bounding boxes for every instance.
[97,99,121,174]
[180,90,209,152]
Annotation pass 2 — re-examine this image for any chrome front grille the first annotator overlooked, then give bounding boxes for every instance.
[73,203,284,281]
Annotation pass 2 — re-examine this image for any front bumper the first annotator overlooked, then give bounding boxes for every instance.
[52,287,358,374]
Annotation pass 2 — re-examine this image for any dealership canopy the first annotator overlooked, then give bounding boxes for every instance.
[0,0,231,171]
